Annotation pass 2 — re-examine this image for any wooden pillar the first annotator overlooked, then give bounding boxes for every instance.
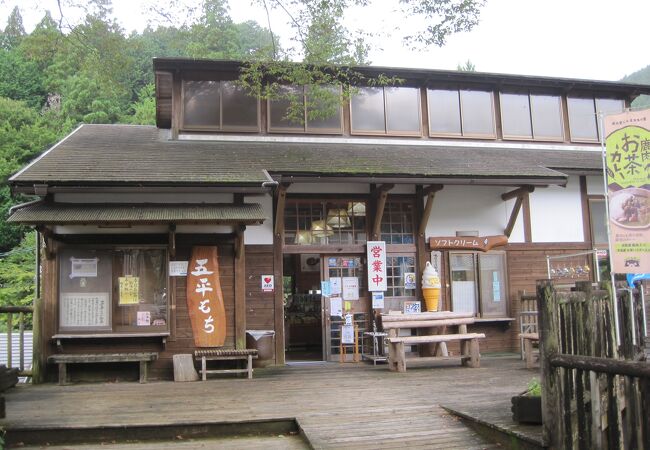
[501,186,534,239]
[235,224,246,349]
[273,184,289,365]
[371,184,394,240]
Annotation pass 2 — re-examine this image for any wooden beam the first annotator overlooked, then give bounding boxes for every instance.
[504,196,524,238]
[421,184,444,197]
[371,184,394,240]
[501,185,535,201]
[234,224,246,350]
[273,184,289,236]
[168,224,176,259]
[419,188,442,236]
[522,191,532,243]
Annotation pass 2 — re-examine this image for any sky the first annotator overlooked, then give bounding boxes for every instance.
[2,0,649,82]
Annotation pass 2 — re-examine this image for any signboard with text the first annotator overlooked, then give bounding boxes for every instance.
[366,241,387,292]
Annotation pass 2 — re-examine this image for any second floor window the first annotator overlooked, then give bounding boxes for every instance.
[428,88,496,138]
[351,86,421,136]
[500,91,564,141]
[567,96,624,142]
[268,85,343,134]
[182,80,260,131]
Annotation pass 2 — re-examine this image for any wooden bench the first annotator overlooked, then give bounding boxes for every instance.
[194,349,258,380]
[519,332,539,369]
[382,312,486,372]
[48,352,158,385]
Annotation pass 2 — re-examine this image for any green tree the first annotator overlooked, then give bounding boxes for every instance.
[0,231,36,330]
[0,49,47,108]
[124,83,156,125]
[1,6,26,50]
[457,59,476,72]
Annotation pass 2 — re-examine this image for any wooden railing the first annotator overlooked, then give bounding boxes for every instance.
[0,306,34,377]
[538,280,648,450]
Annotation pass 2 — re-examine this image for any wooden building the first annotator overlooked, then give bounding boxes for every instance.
[9,59,650,381]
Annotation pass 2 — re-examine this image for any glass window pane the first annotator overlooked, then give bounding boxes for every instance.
[589,199,608,245]
[183,80,220,128]
[568,97,598,141]
[450,253,477,314]
[385,87,420,133]
[500,92,532,138]
[351,87,385,132]
[428,89,461,135]
[221,81,259,129]
[595,98,625,139]
[269,85,304,130]
[460,90,495,136]
[478,253,507,317]
[531,94,563,140]
[306,85,342,132]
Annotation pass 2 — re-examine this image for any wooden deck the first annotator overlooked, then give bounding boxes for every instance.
[2,355,540,449]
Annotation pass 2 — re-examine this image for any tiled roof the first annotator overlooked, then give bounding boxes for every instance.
[10,124,602,186]
[8,202,266,225]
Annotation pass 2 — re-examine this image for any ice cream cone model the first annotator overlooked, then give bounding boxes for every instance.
[422,262,441,312]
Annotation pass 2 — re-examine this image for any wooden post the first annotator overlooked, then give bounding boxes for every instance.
[6,313,12,369]
[234,225,246,350]
[538,279,561,449]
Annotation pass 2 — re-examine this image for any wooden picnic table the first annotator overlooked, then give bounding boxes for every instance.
[381,311,485,372]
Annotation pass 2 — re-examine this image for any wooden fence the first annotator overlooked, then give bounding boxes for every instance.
[538,280,649,449]
[0,306,34,377]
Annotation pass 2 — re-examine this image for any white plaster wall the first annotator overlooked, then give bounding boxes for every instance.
[529,176,584,242]
[288,183,370,194]
[390,184,416,194]
[54,193,234,203]
[244,194,274,245]
[586,175,606,196]
[425,186,513,239]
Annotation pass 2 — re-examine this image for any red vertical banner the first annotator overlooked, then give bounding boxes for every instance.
[604,110,650,274]
[366,241,387,292]
[186,246,227,347]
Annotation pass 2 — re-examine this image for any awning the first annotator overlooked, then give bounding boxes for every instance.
[8,202,267,225]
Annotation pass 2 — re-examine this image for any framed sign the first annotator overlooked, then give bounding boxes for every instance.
[403,300,421,314]
[59,292,111,330]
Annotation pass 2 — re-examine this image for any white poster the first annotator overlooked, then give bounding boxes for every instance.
[404,272,416,290]
[137,311,151,326]
[70,258,98,278]
[330,277,342,295]
[261,275,275,292]
[169,261,189,276]
[330,297,343,317]
[341,324,355,344]
[367,241,387,291]
[372,291,385,309]
[404,301,421,314]
[60,292,110,328]
[342,277,359,300]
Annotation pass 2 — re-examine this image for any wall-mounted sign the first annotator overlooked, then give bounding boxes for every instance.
[261,275,275,292]
[404,300,421,314]
[330,297,343,317]
[137,311,151,326]
[367,241,387,291]
[70,257,98,278]
[404,272,416,290]
[169,261,189,276]
[330,278,342,295]
[60,292,110,329]
[604,109,650,274]
[186,246,226,347]
[372,292,385,309]
[429,235,508,252]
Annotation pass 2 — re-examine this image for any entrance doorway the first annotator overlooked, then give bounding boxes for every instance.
[283,254,324,361]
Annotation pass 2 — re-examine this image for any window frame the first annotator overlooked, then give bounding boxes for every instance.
[384,253,418,300]
[57,244,170,335]
[268,85,344,135]
[180,78,261,133]
[499,90,565,142]
[350,86,422,137]
[567,95,625,143]
[427,87,496,139]
[448,250,509,318]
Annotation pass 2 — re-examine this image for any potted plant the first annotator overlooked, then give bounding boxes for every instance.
[511,378,542,424]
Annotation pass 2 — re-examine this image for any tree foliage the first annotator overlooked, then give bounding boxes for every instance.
[0,232,36,330]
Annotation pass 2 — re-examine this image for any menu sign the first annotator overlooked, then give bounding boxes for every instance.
[429,235,507,252]
[366,241,387,292]
[186,246,226,347]
[604,109,650,273]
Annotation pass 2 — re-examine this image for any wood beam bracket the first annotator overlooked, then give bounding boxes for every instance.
[502,186,535,238]
[371,184,395,240]
[419,185,444,237]
[274,183,290,237]
[235,224,246,259]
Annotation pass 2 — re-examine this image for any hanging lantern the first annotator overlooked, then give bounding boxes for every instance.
[326,209,351,228]
[311,220,334,237]
[294,230,313,245]
[347,202,366,217]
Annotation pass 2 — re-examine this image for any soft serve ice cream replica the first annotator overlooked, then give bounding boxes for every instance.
[421,262,441,311]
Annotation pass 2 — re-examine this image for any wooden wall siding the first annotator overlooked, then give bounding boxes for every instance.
[42,243,236,382]
[244,245,276,361]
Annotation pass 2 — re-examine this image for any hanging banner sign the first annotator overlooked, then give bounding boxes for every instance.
[429,235,508,251]
[186,246,227,347]
[604,109,650,274]
[367,241,387,292]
